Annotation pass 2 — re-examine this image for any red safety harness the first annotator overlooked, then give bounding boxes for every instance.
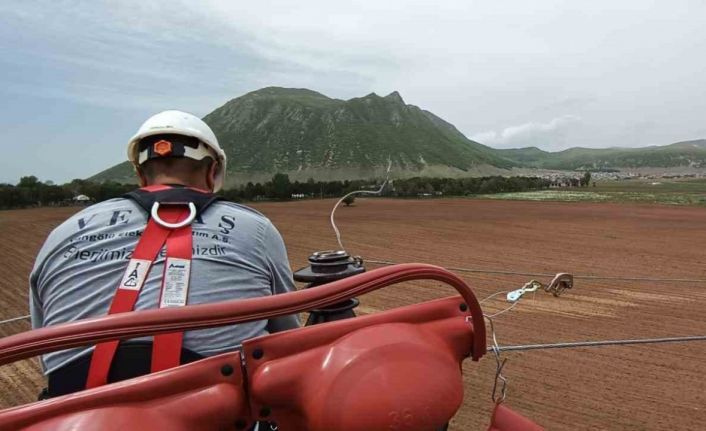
[86,185,218,389]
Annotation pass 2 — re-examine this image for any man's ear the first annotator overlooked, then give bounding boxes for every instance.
[135,166,148,187]
[206,160,218,191]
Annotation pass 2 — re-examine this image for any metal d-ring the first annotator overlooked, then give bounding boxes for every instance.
[150,202,197,229]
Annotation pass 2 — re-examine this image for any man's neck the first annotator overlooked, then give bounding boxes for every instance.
[149,176,209,191]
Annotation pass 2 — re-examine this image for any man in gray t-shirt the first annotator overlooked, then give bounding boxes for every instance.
[30,110,299,377]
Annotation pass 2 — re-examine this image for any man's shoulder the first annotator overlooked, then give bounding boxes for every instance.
[50,198,142,237]
[72,197,138,216]
[33,198,143,270]
[61,198,141,225]
[210,201,271,223]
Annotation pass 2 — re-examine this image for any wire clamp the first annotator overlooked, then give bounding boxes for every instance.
[506,280,542,302]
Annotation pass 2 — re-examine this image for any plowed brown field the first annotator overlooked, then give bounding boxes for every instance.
[1,199,705,430]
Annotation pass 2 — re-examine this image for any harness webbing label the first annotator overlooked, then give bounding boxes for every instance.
[119,258,152,291]
[160,257,191,307]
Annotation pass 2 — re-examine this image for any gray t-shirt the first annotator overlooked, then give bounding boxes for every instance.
[29,197,299,374]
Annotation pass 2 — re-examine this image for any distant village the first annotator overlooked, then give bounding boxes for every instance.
[538,170,706,188]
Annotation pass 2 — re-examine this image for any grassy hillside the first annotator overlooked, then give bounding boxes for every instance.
[202,87,512,174]
[499,140,706,170]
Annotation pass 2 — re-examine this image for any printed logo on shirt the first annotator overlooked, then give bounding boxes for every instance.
[218,215,235,235]
[119,259,152,291]
[62,243,227,263]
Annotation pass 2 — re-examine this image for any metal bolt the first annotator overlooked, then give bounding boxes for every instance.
[459,303,468,312]
[221,364,234,376]
[252,348,264,359]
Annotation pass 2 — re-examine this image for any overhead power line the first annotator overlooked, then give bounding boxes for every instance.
[493,335,706,353]
[366,259,706,284]
[0,315,30,326]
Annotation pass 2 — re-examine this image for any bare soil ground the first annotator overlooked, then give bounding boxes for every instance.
[1,199,705,430]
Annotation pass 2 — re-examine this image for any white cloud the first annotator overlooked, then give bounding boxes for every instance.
[471,115,582,150]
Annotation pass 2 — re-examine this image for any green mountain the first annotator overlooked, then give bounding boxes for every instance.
[92,87,511,185]
[498,140,706,170]
[90,87,706,185]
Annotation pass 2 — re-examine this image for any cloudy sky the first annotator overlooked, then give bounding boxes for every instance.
[1,0,705,183]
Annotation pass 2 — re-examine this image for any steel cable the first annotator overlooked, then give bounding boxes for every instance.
[0,315,30,326]
[330,161,392,252]
[366,259,706,284]
[493,335,706,352]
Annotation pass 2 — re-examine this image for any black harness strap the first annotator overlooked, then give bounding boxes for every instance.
[123,185,221,217]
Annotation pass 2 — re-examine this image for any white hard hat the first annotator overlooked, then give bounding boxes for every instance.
[127,110,227,192]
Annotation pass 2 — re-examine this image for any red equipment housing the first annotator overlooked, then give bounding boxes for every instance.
[0,264,493,430]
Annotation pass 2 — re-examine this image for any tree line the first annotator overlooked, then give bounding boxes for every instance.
[1,173,554,210]
[220,174,553,201]
[0,176,135,210]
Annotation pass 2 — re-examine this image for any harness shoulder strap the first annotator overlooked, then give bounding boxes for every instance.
[86,185,216,388]
[151,223,193,372]
[86,210,183,388]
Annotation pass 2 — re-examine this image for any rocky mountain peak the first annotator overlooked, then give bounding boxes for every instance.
[384,91,405,105]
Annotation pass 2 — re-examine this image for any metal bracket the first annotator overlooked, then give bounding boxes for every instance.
[545,273,574,297]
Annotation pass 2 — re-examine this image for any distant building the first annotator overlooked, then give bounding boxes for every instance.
[73,194,93,205]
